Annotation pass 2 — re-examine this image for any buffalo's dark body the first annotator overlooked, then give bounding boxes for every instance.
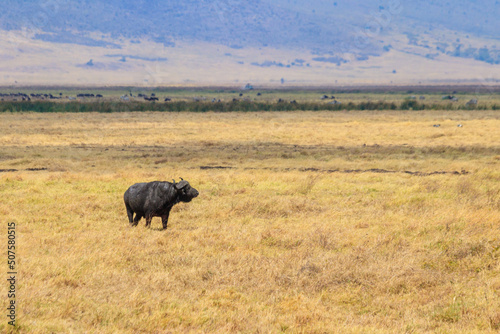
[124,180,199,230]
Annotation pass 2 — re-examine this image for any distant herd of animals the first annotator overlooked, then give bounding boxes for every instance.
[0,91,326,104]
[0,92,163,102]
[0,91,323,104]
[0,92,480,106]
[0,92,102,101]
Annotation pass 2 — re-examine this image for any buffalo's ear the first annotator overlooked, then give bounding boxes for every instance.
[175,180,189,190]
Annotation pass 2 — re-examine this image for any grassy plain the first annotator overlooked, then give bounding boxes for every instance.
[0,109,499,333]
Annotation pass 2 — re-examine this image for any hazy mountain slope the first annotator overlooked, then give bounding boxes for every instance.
[0,0,498,86]
[0,0,366,52]
[1,1,498,56]
[401,0,500,39]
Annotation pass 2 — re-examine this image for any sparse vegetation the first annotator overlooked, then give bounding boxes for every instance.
[0,109,499,333]
[0,98,499,113]
[0,86,499,113]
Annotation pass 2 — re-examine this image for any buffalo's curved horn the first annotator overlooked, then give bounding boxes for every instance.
[172,179,176,185]
[180,177,184,181]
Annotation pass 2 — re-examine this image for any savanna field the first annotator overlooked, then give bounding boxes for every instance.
[0,106,499,333]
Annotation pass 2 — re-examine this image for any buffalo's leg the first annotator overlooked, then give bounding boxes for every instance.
[131,213,142,227]
[161,211,171,230]
[145,214,153,228]
[126,204,134,224]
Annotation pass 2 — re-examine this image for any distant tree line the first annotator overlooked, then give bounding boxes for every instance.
[0,100,498,113]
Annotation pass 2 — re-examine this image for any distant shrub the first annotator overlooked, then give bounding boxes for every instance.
[400,100,423,110]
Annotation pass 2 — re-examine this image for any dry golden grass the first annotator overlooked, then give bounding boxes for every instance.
[1,110,499,333]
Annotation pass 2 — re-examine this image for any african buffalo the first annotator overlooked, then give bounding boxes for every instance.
[124,179,199,230]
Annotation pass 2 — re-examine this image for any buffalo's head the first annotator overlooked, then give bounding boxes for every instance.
[174,179,199,202]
